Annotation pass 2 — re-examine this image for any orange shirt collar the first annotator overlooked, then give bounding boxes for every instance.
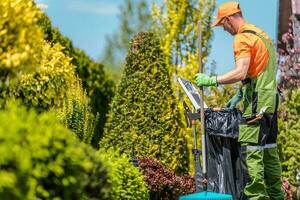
[237,22,249,34]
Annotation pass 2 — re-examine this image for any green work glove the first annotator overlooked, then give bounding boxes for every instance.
[195,73,218,87]
[226,89,243,109]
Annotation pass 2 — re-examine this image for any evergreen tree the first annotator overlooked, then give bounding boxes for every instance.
[101,32,189,173]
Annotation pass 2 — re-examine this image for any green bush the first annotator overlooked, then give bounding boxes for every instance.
[14,42,76,111]
[99,149,149,199]
[38,14,115,148]
[0,101,111,200]
[278,88,300,185]
[101,32,189,173]
[57,78,98,144]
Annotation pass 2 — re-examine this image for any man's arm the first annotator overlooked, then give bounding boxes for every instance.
[217,57,250,84]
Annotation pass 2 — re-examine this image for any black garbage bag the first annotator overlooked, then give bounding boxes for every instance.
[205,108,242,138]
[204,108,247,200]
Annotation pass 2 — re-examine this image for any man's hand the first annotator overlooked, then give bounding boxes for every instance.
[195,73,218,87]
[226,89,243,108]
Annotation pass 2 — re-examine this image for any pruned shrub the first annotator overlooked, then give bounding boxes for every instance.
[138,157,195,200]
[99,149,149,199]
[101,32,189,173]
[0,101,111,200]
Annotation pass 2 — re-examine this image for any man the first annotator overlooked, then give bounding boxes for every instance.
[195,2,284,200]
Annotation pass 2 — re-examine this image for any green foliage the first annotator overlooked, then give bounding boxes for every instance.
[99,149,149,199]
[38,14,115,148]
[0,2,98,146]
[101,32,189,173]
[0,0,44,86]
[278,88,300,185]
[57,78,98,144]
[14,42,75,111]
[205,85,241,108]
[0,101,111,200]
[152,0,216,78]
[72,48,115,148]
[151,1,216,173]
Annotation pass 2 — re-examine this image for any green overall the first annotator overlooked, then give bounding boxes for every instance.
[238,30,284,200]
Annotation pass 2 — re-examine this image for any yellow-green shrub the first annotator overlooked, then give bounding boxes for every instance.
[38,13,115,148]
[0,101,111,200]
[0,0,43,82]
[278,88,300,185]
[15,42,75,111]
[57,78,98,144]
[99,149,149,199]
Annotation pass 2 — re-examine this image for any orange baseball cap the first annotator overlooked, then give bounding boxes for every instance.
[212,2,241,27]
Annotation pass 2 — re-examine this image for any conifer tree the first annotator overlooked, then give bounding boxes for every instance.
[101,32,189,173]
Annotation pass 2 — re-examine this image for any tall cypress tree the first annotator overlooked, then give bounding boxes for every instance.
[101,32,189,173]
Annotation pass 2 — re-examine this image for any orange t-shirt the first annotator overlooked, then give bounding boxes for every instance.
[233,23,273,77]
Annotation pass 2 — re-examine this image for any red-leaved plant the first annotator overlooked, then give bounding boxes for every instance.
[137,157,195,200]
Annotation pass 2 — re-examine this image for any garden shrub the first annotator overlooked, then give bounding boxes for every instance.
[99,149,149,199]
[38,14,115,148]
[0,0,44,84]
[0,101,111,200]
[14,42,75,111]
[278,87,300,185]
[138,157,195,200]
[0,2,103,146]
[56,78,98,144]
[101,32,189,173]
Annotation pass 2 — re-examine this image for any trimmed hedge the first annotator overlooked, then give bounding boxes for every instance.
[101,32,189,173]
[0,101,111,200]
[99,149,149,199]
[138,157,195,200]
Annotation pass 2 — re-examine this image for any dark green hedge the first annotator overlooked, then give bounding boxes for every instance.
[0,101,111,200]
[101,32,189,173]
